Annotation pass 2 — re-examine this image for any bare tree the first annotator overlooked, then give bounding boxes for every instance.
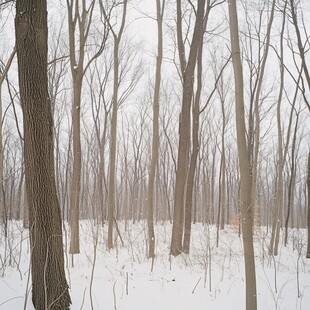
[170,0,206,256]
[66,0,107,255]
[228,0,257,309]
[288,0,310,112]
[147,0,165,260]
[183,13,231,252]
[307,152,310,258]
[47,21,70,222]
[242,0,276,224]
[268,0,297,256]
[215,62,232,243]
[100,0,128,250]
[87,59,112,224]
[0,0,14,9]
[182,1,211,254]
[284,108,299,246]
[0,48,15,226]
[15,0,71,308]
[286,1,310,256]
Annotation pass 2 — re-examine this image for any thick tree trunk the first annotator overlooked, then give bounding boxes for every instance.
[228,1,257,309]
[15,1,71,308]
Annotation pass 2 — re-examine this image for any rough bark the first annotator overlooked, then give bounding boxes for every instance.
[15,1,71,308]
[228,1,257,309]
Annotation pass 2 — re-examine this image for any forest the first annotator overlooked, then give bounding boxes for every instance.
[0,0,309,309]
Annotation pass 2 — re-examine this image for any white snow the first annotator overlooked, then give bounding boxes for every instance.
[0,221,309,309]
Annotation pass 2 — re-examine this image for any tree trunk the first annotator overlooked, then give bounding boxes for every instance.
[107,41,118,248]
[147,0,164,259]
[67,0,105,253]
[15,1,71,308]
[269,0,287,256]
[170,0,206,256]
[0,48,15,225]
[306,152,310,258]
[69,75,82,254]
[284,113,298,246]
[289,0,310,112]
[66,0,87,255]
[0,84,4,227]
[249,0,276,226]
[105,0,128,250]
[182,31,204,254]
[228,1,257,309]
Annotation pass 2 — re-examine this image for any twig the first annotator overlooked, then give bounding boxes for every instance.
[0,296,23,307]
[79,287,87,310]
[192,277,201,294]
[113,280,118,310]
[113,217,124,247]
[150,255,155,273]
[272,255,277,294]
[90,225,99,310]
[126,272,129,296]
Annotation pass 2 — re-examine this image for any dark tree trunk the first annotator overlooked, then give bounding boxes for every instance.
[15,1,71,309]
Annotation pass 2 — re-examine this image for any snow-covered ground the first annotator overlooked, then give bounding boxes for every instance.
[0,221,309,309]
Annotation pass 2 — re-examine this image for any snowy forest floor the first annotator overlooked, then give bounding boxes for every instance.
[0,221,309,309]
